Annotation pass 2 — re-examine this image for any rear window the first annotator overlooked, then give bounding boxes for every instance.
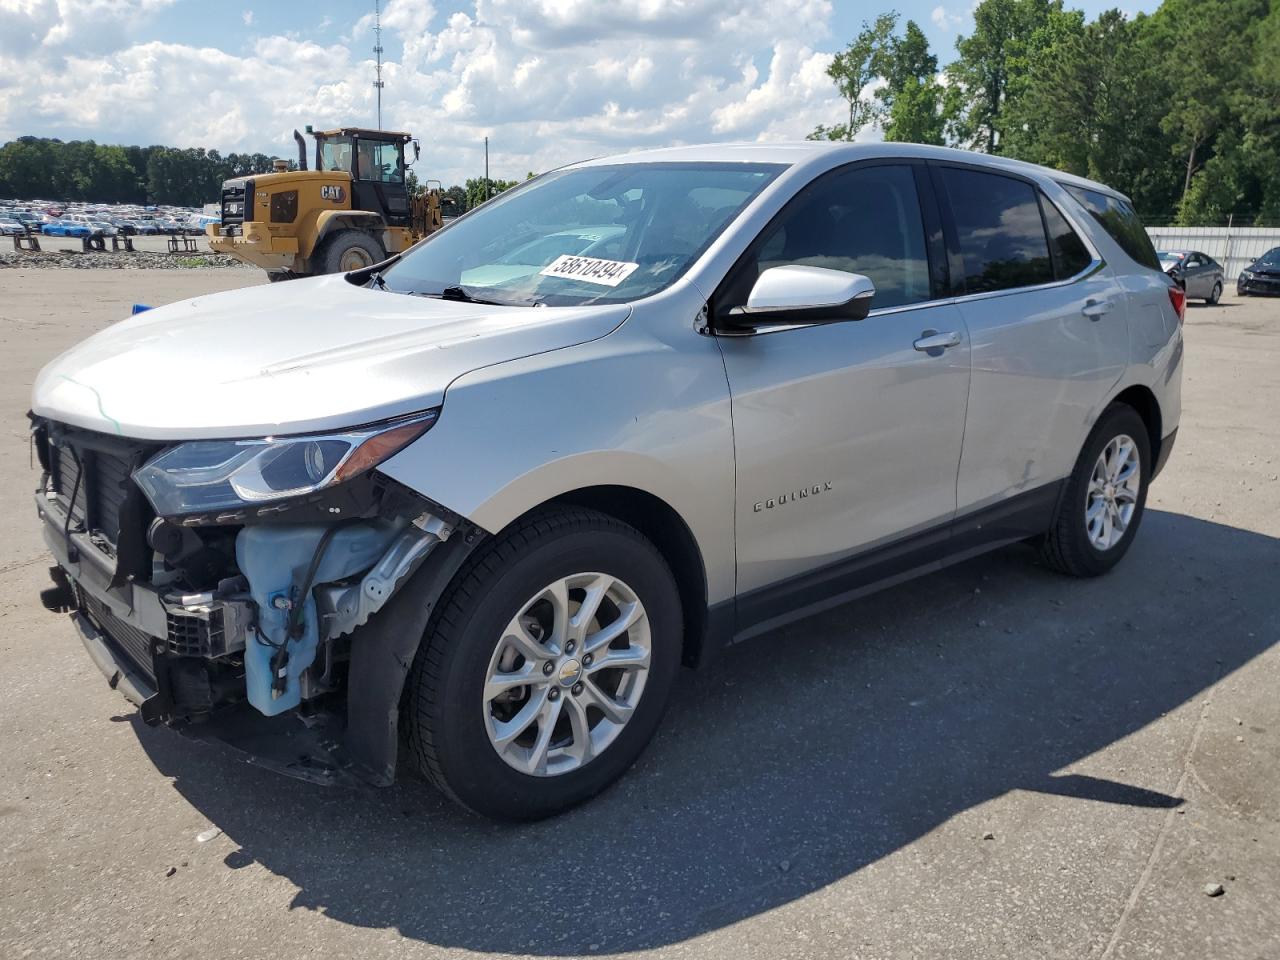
[1041,197,1092,278]
[1064,185,1159,270]
[940,167,1054,293]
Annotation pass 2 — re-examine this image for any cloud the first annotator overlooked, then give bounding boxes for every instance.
[242,10,253,27]
[931,4,968,32]
[0,0,867,186]
[0,0,176,55]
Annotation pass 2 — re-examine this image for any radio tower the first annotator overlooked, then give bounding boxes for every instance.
[372,0,385,128]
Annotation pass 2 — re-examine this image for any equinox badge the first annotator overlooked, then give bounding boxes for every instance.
[754,481,833,512]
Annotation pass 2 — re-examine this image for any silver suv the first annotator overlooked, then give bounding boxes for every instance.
[31,143,1183,819]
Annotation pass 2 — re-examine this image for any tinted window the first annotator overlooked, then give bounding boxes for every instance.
[731,165,930,310]
[941,168,1053,293]
[1064,185,1159,270]
[1041,196,1092,278]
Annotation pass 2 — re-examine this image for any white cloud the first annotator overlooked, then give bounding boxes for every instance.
[0,0,175,56]
[242,10,253,26]
[931,4,967,32]
[0,0,869,186]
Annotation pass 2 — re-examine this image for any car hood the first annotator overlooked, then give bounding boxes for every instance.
[32,274,630,440]
[1246,261,1280,276]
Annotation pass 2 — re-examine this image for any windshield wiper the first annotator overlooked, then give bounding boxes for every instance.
[411,285,514,307]
[441,285,505,305]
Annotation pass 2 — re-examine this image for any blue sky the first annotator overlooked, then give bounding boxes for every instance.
[99,1,1162,72]
[0,0,1162,185]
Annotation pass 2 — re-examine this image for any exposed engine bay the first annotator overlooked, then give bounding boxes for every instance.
[32,415,473,782]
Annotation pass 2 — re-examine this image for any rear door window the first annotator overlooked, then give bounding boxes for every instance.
[1063,185,1159,270]
[938,167,1054,293]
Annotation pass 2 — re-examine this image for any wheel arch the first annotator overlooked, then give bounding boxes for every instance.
[540,485,712,669]
[1108,383,1163,465]
[309,210,388,259]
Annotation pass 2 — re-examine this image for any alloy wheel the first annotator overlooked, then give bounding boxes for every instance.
[1085,434,1141,550]
[482,572,651,777]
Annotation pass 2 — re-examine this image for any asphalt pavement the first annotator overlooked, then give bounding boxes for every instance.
[0,269,1276,959]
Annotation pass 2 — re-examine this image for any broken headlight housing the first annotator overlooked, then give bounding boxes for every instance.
[133,410,438,517]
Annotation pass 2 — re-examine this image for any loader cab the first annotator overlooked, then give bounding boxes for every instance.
[312,127,416,229]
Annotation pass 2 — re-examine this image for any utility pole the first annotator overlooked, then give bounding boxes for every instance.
[372,0,385,128]
[484,137,490,201]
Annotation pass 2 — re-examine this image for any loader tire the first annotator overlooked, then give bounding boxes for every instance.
[316,230,385,275]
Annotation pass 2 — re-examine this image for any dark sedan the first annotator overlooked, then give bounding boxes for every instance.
[1238,247,1280,296]
[1157,249,1225,304]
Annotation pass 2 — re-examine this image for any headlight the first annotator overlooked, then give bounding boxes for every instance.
[1240,270,1255,280]
[133,410,437,517]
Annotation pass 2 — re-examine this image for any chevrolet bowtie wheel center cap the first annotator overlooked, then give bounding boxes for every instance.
[558,659,583,687]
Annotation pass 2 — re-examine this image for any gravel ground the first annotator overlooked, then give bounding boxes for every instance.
[0,232,240,269]
[0,270,1276,960]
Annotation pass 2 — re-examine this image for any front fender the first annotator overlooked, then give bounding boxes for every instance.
[311,210,387,258]
[377,324,737,606]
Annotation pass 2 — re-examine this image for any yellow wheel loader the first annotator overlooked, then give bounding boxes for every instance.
[207,127,455,280]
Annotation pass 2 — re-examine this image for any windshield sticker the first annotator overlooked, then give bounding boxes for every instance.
[539,255,640,287]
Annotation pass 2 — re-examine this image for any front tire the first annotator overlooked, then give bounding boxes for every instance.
[405,507,682,820]
[1040,403,1151,577]
[315,229,385,275]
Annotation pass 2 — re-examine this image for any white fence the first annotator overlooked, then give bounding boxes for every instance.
[1146,226,1280,278]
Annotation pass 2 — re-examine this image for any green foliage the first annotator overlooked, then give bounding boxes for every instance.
[465,176,519,210]
[883,76,947,145]
[808,0,1280,224]
[808,12,899,141]
[945,0,1080,152]
[0,136,284,205]
[877,19,947,145]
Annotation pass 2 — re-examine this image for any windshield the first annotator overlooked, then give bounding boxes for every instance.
[379,161,785,306]
[1157,251,1185,260]
[319,136,355,173]
[1257,247,1280,266]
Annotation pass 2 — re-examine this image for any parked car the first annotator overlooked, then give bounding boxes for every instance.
[1237,246,1280,296]
[40,220,92,237]
[1157,249,1225,303]
[125,220,159,235]
[0,217,25,235]
[30,143,1182,820]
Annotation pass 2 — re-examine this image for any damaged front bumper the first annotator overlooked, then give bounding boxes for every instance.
[38,475,463,786]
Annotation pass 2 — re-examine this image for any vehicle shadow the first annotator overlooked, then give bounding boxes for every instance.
[134,510,1279,955]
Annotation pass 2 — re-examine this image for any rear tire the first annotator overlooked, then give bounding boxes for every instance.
[1040,403,1151,577]
[315,229,385,275]
[405,506,682,820]
[1207,281,1222,305]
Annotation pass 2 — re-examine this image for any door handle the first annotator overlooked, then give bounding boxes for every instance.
[1081,298,1112,320]
[913,330,962,353]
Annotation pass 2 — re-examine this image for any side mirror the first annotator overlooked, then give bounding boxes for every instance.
[413,139,421,162]
[724,265,875,330]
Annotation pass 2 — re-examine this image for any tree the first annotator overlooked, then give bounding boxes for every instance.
[464,176,518,210]
[874,19,947,145]
[1146,0,1269,205]
[1000,9,1179,216]
[875,19,936,99]
[945,0,1075,152]
[884,76,948,145]
[808,12,898,141]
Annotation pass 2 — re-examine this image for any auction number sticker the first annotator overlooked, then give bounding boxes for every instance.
[539,255,639,287]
